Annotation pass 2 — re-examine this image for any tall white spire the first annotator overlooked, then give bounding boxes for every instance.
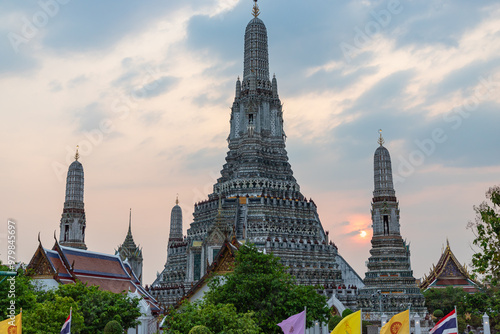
[358,132,426,315]
[373,130,395,198]
[243,2,270,83]
[59,147,87,249]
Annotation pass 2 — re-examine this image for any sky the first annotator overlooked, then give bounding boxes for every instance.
[1,0,499,286]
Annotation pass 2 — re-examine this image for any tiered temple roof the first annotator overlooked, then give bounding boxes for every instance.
[116,209,144,284]
[27,238,159,314]
[420,240,479,292]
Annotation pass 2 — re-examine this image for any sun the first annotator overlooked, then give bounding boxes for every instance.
[360,230,367,238]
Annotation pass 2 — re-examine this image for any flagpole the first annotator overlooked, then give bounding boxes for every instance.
[70,306,72,331]
[304,306,307,334]
[454,305,458,329]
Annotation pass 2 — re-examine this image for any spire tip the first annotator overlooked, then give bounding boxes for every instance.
[378,129,385,146]
[75,145,80,161]
[252,0,260,18]
[128,208,132,235]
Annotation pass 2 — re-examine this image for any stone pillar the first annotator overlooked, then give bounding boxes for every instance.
[483,313,491,334]
[315,322,320,334]
[414,313,421,334]
[381,313,388,326]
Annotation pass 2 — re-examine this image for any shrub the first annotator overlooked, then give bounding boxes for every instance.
[328,315,343,331]
[342,309,353,318]
[189,325,213,334]
[103,320,123,334]
[362,320,372,334]
[433,309,444,318]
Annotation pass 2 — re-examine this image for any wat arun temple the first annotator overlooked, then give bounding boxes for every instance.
[147,1,426,321]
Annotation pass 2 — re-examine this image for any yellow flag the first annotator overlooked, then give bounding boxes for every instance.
[380,310,410,334]
[331,310,361,334]
[0,312,22,333]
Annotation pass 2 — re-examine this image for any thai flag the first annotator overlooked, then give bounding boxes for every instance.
[60,312,71,334]
[430,309,458,334]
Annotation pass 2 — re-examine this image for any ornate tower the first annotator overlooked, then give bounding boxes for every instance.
[149,1,362,310]
[169,196,183,244]
[59,148,87,250]
[116,209,143,284]
[184,0,342,288]
[150,197,188,307]
[358,131,425,319]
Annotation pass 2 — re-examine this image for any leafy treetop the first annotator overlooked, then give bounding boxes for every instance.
[468,185,500,286]
[203,244,330,334]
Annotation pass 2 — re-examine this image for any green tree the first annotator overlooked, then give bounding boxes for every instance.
[167,301,261,334]
[0,264,142,333]
[467,185,500,286]
[424,287,500,332]
[203,244,330,334]
[423,286,468,315]
[103,320,124,334]
[53,280,141,332]
[0,264,37,319]
[23,295,85,334]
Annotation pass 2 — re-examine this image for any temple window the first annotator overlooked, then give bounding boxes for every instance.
[383,215,389,235]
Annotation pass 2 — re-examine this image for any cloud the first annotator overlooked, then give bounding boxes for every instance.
[0,35,39,74]
[67,75,88,88]
[132,76,179,99]
[344,69,415,115]
[74,102,109,132]
[343,229,362,237]
[427,58,500,101]
[49,80,62,92]
[138,110,163,126]
[37,1,201,52]
[392,1,499,49]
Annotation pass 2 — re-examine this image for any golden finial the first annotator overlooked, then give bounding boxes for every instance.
[75,145,80,161]
[378,129,385,146]
[252,0,260,18]
[176,194,179,205]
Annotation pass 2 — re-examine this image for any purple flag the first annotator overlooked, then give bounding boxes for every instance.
[278,310,306,334]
